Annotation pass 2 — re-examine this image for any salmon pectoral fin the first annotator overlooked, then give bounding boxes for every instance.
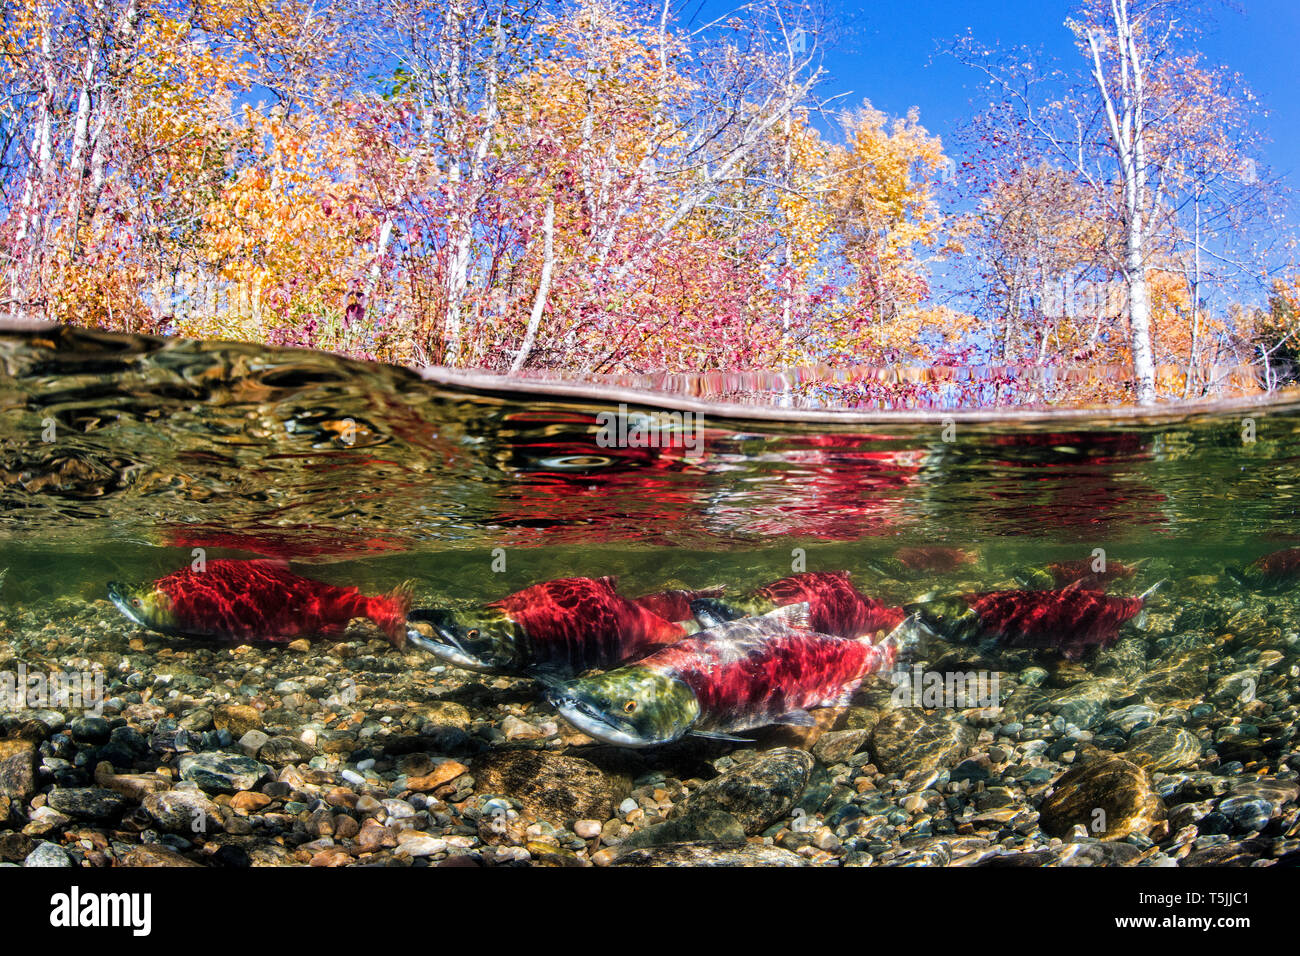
[690,729,755,744]
[773,709,816,727]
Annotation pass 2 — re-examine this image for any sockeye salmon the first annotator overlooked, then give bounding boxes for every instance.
[107,559,412,644]
[691,570,904,640]
[629,585,724,623]
[895,547,977,572]
[1013,557,1144,590]
[904,581,1164,661]
[1225,548,1300,592]
[545,604,903,748]
[405,576,709,675]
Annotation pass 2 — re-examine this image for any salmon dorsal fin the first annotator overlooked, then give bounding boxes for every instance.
[761,602,812,630]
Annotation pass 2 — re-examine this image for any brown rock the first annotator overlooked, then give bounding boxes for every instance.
[94,762,170,801]
[871,709,974,774]
[324,787,358,809]
[473,751,630,827]
[406,761,468,792]
[310,847,352,867]
[812,728,872,765]
[118,845,203,867]
[213,704,262,737]
[229,791,272,813]
[1124,727,1202,772]
[1038,755,1165,842]
[675,749,814,835]
[423,701,472,730]
[0,832,36,862]
[612,842,808,866]
[0,738,38,802]
[357,818,395,851]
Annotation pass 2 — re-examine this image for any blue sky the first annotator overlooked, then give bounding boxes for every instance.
[810,0,1298,197]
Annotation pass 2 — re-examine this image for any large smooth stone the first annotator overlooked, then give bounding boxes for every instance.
[1038,755,1165,841]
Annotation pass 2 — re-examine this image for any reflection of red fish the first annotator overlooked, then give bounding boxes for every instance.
[906,582,1162,660]
[406,576,690,675]
[896,547,976,572]
[981,431,1166,532]
[693,571,905,639]
[108,559,411,644]
[165,525,408,560]
[1226,548,1300,591]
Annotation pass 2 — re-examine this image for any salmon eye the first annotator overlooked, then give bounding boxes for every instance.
[466,628,480,640]
[131,598,142,608]
[623,700,637,714]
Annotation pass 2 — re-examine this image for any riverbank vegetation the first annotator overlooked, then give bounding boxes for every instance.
[2,0,1295,405]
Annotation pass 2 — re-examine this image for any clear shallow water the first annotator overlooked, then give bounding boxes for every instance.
[3,327,1300,869]
[1,326,1299,600]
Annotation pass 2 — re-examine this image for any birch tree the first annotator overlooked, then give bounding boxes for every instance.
[953,0,1273,404]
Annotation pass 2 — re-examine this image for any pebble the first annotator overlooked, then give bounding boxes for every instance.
[179,752,269,794]
[24,841,73,867]
[4,574,1299,870]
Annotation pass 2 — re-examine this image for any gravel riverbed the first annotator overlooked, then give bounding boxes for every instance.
[2,576,1299,868]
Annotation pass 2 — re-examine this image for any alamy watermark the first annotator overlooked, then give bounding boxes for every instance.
[595,404,704,458]
[0,663,106,716]
[890,665,1000,709]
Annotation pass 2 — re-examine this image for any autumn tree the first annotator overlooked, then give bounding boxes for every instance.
[953,0,1276,403]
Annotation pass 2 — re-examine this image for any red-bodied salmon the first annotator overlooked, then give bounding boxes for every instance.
[895,546,977,572]
[545,604,900,747]
[629,586,724,623]
[1226,548,1300,591]
[904,581,1164,660]
[1013,558,1144,590]
[107,559,411,644]
[405,576,693,675]
[691,570,904,639]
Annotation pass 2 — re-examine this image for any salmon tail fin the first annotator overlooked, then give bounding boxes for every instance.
[1223,565,1248,587]
[373,580,416,646]
[878,612,930,660]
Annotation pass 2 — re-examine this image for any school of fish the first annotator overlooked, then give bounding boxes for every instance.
[101,547,1300,748]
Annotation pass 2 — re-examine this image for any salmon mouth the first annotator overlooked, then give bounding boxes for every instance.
[546,690,661,748]
[107,582,147,629]
[405,608,497,672]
